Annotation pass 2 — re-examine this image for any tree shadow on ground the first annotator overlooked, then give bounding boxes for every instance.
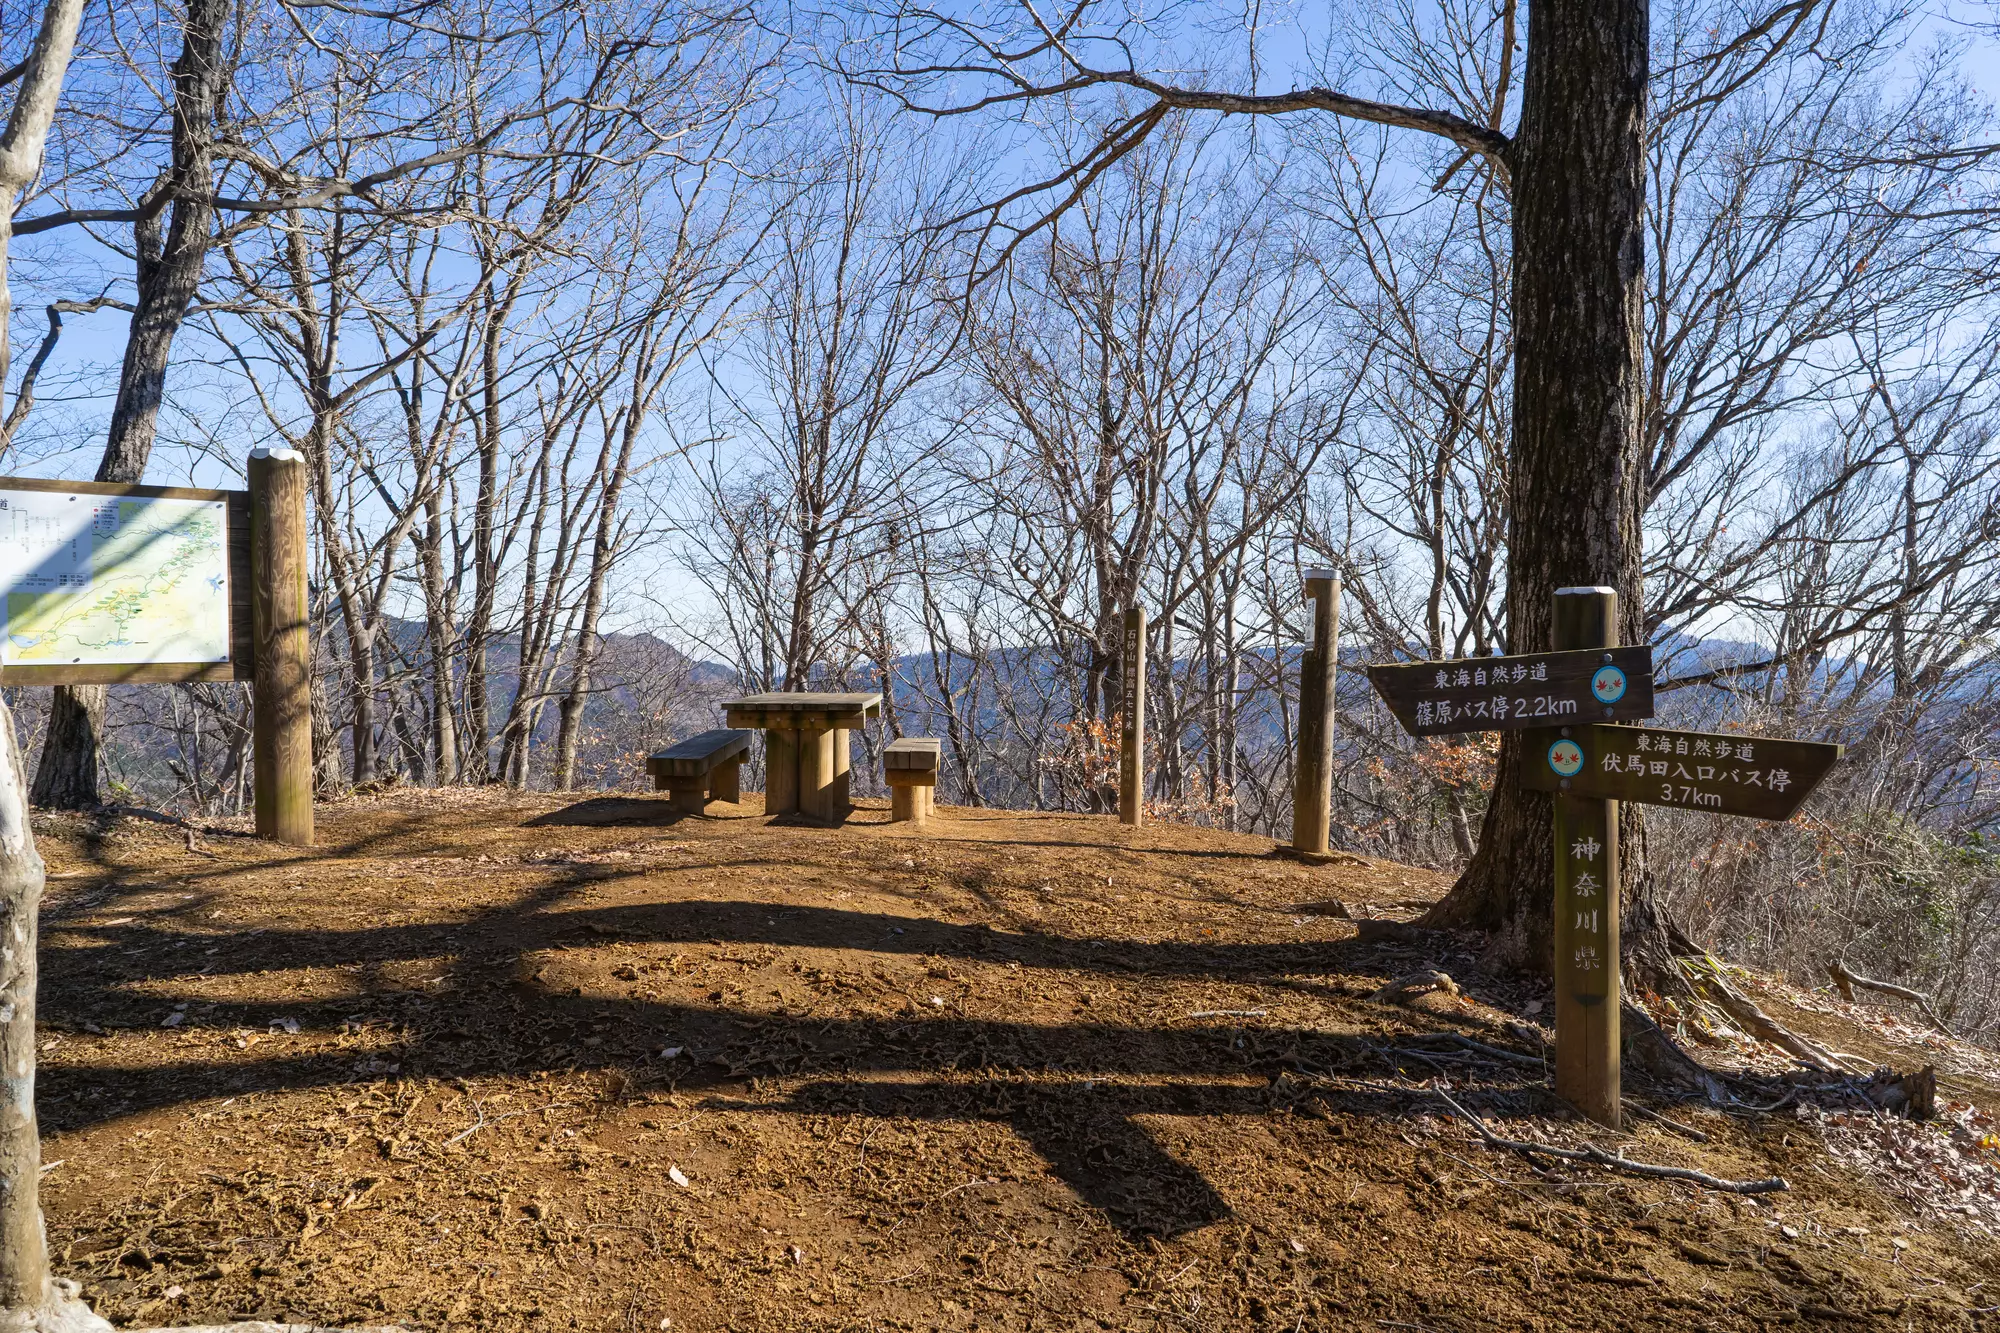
[523,796,701,827]
[35,826,1555,1241]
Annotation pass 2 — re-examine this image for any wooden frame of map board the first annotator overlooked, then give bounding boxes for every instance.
[0,477,253,685]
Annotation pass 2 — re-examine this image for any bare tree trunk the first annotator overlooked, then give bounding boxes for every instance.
[555,419,641,790]
[463,294,511,782]
[420,492,460,783]
[30,0,227,811]
[27,689,105,810]
[0,699,113,1331]
[94,0,226,483]
[1421,0,1652,974]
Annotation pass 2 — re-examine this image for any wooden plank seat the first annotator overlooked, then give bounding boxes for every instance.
[884,738,941,825]
[645,729,753,814]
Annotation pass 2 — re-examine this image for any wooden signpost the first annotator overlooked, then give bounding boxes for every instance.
[1547,588,1622,1126]
[0,451,313,845]
[1293,569,1341,858]
[1366,587,1842,1129]
[1365,643,1655,737]
[1119,605,1147,827]
[1518,722,1843,822]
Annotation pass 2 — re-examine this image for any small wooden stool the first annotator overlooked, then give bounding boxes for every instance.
[884,738,941,825]
[645,729,753,814]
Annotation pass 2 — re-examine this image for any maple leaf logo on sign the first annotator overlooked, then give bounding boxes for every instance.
[1547,738,1585,778]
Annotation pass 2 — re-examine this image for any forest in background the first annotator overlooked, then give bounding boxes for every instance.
[4,0,2000,1039]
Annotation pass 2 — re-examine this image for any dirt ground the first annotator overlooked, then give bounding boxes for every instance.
[29,789,2000,1331]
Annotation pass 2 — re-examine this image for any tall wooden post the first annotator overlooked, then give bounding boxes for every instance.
[1552,586,1620,1128]
[1119,605,1147,827]
[1293,570,1341,857]
[250,446,312,846]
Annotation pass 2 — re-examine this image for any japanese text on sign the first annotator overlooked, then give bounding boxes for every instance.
[1367,646,1655,738]
[1520,723,1842,821]
[1555,794,1614,1002]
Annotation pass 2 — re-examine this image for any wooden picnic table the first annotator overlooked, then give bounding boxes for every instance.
[722,691,881,824]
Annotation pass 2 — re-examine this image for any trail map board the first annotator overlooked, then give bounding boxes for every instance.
[0,479,252,685]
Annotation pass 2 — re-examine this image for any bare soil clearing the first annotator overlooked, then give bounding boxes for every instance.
[29,792,2000,1330]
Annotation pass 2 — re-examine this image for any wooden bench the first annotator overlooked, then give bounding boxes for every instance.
[645,729,752,814]
[884,738,941,825]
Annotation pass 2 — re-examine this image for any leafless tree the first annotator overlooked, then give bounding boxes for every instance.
[675,81,964,696]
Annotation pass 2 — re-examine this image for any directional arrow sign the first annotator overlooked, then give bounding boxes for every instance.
[1520,723,1842,820]
[1366,646,1655,737]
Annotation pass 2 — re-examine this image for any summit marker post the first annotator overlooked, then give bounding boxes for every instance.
[1119,605,1147,827]
[1293,570,1341,857]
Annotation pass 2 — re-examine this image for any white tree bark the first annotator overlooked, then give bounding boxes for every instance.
[1,6,103,1324]
[0,0,87,431]
[0,697,109,1331]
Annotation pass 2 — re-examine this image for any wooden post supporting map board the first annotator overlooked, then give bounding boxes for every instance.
[1293,570,1341,858]
[1119,606,1147,827]
[1550,587,1620,1128]
[249,447,312,846]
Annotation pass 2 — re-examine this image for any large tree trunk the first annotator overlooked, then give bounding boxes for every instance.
[0,699,113,1331]
[31,0,227,811]
[0,12,103,1314]
[94,0,226,484]
[1421,0,1655,972]
[26,687,105,810]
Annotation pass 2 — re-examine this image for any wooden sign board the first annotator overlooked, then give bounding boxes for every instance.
[1520,723,1842,820]
[1366,646,1654,737]
[0,477,252,685]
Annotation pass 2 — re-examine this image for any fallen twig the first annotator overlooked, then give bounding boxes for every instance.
[1188,1008,1266,1019]
[1370,970,1459,1004]
[1404,1032,1546,1068]
[1622,1100,1710,1143]
[446,1100,578,1146]
[1827,960,1954,1037]
[1434,1089,1786,1194]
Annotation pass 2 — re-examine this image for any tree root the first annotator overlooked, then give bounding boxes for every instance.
[1433,1089,1788,1194]
[1621,999,1728,1101]
[1827,960,1953,1037]
[7,1279,116,1332]
[1677,956,1858,1074]
[1621,1099,1711,1142]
